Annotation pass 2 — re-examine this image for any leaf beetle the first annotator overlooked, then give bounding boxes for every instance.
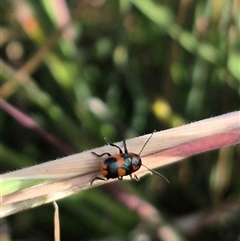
[91,131,169,184]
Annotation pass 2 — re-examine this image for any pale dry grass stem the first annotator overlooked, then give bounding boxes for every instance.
[1,111,239,217]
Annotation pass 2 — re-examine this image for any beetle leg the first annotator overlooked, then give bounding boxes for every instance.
[130,174,139,181]
[91,151,111,157]
[104,138,123,154]
[123,140,128,154]
[134,174,140,181]
[118,176,123,180]
[91,176,107,185]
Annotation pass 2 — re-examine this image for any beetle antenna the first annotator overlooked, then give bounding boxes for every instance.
[138,130,156,156]
[141,164,170,183]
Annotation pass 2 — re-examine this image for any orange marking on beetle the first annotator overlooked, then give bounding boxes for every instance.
[132,165,140,172]
[102,169,108,177]
[115,157,125,168]
[118,168,127,177]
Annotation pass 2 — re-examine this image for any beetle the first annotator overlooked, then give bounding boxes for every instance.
[91,131,169,185]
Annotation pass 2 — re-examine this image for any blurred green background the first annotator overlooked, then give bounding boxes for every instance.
[1,0,239,240]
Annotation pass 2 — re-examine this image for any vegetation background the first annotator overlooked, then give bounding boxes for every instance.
[1,0,239,240]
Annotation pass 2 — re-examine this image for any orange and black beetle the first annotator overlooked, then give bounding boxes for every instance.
[91,131,169,184]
